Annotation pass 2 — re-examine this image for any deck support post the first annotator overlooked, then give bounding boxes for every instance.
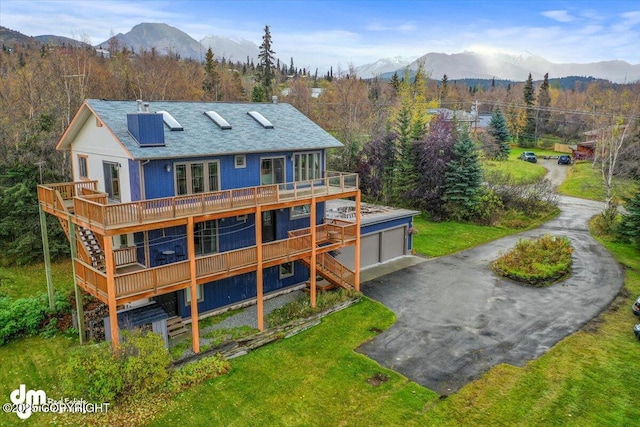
[354,191,361,292]
[103,237,119,350]
[187,217,200,353]
[255,206,264,331]
[310,198,317,308]
[68,216,86,344]
[39,205,55,310]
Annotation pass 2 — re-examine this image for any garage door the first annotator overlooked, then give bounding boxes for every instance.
[381,227,406,262]
[361,233,381,267]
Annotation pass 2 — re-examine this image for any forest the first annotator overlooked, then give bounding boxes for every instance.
[1,34,639,265]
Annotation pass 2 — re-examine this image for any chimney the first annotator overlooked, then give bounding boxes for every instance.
[137,99,143,112]
[144,102,150,113]
[272,96,278,104]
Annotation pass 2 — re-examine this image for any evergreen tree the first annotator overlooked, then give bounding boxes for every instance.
[443,128,483,220]
[257,25,276,99]
[440,74,448,101]
[202,47,219,100]
[522,73,536,146]
[390,71,400,92]
[617,184,640,249]
[251,85,265,102]
[487,108,511,160]
[537,72,551,136]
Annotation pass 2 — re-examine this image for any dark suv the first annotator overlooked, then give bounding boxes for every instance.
[558,155,572,165]
[519,151,537,163]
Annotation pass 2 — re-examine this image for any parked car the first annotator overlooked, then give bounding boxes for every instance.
[632,296,640,316]
[519,151,537,163]
[635,323,640,340]
[558,154,572,165]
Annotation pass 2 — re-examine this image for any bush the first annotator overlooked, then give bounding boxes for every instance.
[491,235,574,286]
[166,355,231,394]
[63,330,171,403]
[63,341,123,402]
[0,291,71,345]
[266,289,358,327]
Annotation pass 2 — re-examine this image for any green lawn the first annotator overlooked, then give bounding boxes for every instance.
[557,161,638,203]
[412,216,518,257]
[0,259,74,299]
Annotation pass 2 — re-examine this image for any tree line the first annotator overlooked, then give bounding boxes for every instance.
[1,27,639,264]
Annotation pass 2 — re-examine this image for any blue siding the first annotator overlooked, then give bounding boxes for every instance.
[362,216,415,251]
[128,159,142,201]
[143,160,175,199]
[142,150,327,199]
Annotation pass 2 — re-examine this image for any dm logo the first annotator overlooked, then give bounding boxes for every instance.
[10,384,46,420]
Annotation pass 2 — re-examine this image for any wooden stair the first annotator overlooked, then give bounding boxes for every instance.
[299,252,355,290]
[167,316,188,338]
[78,227,106,272]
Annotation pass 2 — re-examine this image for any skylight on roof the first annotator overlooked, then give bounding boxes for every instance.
[157,110,183,131]
[205,111,232,130]
[247,111,274,129]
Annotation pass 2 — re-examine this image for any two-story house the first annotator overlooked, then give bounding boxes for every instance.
[37,99,363,353]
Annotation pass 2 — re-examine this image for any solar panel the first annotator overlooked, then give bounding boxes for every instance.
[205,111,232,130]
[156,110,183,131]
[247,111,274,129]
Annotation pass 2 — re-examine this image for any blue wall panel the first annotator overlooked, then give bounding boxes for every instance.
[128,159,142,201]
[143,160,175,199]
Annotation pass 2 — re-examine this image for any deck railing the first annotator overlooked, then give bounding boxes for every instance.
[317,252,355,287]
[39,172,357,230]
[74,219,356,301]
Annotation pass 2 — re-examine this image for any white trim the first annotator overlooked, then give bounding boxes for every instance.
[234,154,246,169]
[279,261,295,279]
[184,285,203,305]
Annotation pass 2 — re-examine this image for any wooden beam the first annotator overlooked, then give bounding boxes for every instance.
[255,205,264,331]
[38,206,55,310]
[354,190,361,292]
[68,217,86,344]
[103,237,119,350]
[187,216,200,354]
[310,197,317,308]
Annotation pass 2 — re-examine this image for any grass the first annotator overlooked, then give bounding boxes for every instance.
[0,260,74,299]
[557,161,638,203]
[2,232,639,425]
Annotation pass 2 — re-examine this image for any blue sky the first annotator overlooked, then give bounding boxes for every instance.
[2,0,639,71]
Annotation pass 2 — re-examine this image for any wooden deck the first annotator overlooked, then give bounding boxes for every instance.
[37,173,358,233]
[73,222,357,304]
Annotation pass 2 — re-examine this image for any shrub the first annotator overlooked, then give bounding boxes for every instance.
[166,355,231,394]
[62,330,171,403]
[266,289,358,327]
[0,291,73,345]
[119,331,172,399]
[491,235,574,286]
[62,341,123,402]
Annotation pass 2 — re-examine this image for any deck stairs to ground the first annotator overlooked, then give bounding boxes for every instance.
[167,316,188,338]
[299,252,355,290]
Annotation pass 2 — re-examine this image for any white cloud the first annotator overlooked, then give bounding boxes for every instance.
[365,22,417,32]
[541,10,575,23]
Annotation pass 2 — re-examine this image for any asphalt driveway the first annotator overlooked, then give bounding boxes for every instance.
[359,187,625,395]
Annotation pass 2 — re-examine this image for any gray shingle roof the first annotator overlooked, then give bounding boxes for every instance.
[85,99,342,160]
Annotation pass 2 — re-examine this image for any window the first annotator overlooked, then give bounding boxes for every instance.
[78,155,88,179]
[279,262,294,279]
[293,153,321,181]
[119,234,128,247]
[185,285,203,304]
[290,204,311,219]
[194,220,218,256]
[175,161,220,195]
[234,154,246,168]
[261,158,285,185]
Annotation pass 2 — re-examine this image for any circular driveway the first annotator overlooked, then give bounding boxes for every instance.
[358,162,625,395]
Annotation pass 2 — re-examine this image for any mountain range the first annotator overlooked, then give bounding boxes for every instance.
[2,23,639,83]
[360,51,640,84]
